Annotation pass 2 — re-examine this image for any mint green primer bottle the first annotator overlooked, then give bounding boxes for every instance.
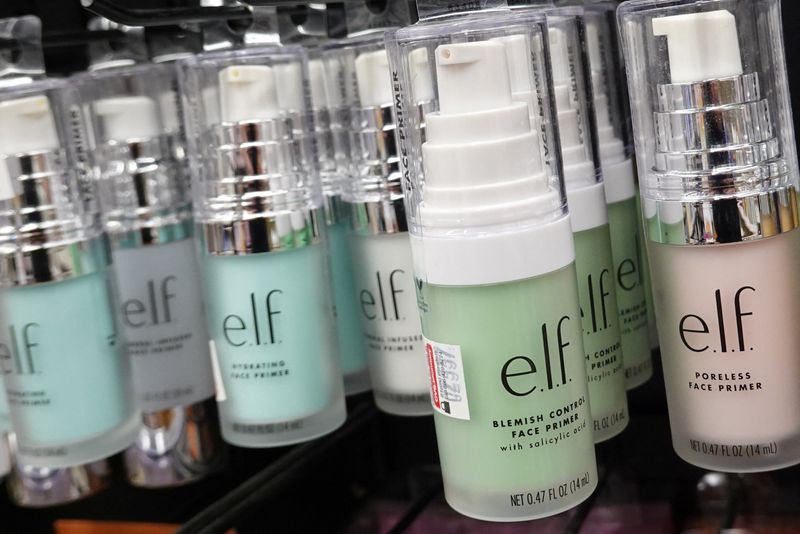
[181,48,346,448]
[388,16,597,521]
[541,14,628,442]
[0,81,139,469]
[582,3,652,388]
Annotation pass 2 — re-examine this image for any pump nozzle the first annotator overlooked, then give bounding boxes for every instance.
[435,41,512,114]
[308,59,328,110]
[652,10,742,84]
[95,96,160,142]
[355,49,392,107]
[0,95,58,156]
[219,65,279,123]
[409,48,434,103]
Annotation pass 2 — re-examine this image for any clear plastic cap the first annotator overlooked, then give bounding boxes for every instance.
[307,49,352,200]
[619,0,798,204]
[574,1,634,167]
[76,63,190,236]
[178,46,322,229]
[545,9,601,191]
[386,10,566,238]
[0,80,102,260]
[323,34,405,205]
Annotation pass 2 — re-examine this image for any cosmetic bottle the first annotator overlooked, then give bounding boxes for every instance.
[308,56,371,395]
[0,80,139,469]
[544,12,629,442]
[620,0,800,471]
[0,17,123,506]
[180,46,346,447]
[78,63,224,486]
[561,3,648,388]
[387,11,598,520]
[325,36,431,416]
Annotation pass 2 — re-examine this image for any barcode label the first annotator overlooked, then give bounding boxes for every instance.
[425,337,470,420]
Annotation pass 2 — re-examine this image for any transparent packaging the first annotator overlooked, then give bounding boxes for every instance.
[620,0,800,471]
[323,35,430,416]
[308,50,371,395]
[544,9,629,442]
[0,79,138,468]
[179,46,346,447]
[387,10,597,520]
[77,64,223,486]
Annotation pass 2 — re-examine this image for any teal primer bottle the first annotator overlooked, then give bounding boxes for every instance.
[180,47,346,447]
[0,81,139,470]
[388,12,597,521]
[307,57,371,395]
[80,63,223,486]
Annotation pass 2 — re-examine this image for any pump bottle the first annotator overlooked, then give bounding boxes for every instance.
[326,38,431,416]
[79,63,224,486]
[388,14,597,520]
[180,48,346,447]
[0,82,139,469]
[620,0,800,471]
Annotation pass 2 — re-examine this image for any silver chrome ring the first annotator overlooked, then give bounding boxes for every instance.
[644,186,799,245]
[348,197,407,236]
[200,208,323,256]
[657,73,760,111]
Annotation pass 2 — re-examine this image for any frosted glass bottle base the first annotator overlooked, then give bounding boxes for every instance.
[625,361,653,390]
[374,393,432,417]
[593,416,629,444]
[16,413,140,469]
[220,395,347,448]
[344,368,372,396]
[442,477,598,523]
[672,433,800,473]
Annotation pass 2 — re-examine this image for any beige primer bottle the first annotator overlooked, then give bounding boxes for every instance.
[620,0,800,472]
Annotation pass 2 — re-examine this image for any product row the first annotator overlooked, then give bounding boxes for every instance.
[0,0,797,524]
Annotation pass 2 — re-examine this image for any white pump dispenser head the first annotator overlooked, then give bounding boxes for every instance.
[219,65,279,122]
[409,48,434,103]
[355,49,393,107]
[308,59,328,110]
[274,63,304,112]
[95,96,160,142]
[652,10,742,84]
[417,39,568,285]
[436,42,512,114]
[0,95,58,155]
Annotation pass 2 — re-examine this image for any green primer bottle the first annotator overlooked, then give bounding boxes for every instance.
[388,13,597,522]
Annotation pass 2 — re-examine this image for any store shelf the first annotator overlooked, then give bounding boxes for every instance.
[1,352,797,533]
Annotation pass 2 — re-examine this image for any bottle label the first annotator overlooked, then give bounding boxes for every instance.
[425,337,470,420]
[608,196,652,387]
[651,231,800,469]
[350,232,429,410]
[203,244,340,435]
[573,224,628,440]
[0,272,131,452]
[113,239,215,412]
[417,264,597,517]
